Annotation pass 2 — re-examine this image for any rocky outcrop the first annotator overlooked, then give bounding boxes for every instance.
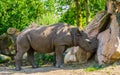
[84,0,120,64]
[64,47,78,64]
[64,46,92,64]
[97,14,120,64]
[75,47,92,64]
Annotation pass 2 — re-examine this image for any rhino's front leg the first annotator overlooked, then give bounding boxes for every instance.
[53,53,56,66]
[55,46,65,68]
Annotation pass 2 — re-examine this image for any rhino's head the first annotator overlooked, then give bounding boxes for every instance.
[71,28,98,53]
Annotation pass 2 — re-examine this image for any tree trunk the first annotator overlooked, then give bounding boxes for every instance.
[97,14,120,64]
[84,0,120,64]
[85,11,110,38]
[85,0,89,25]
[107,0,120,13]
[74,0,82,29]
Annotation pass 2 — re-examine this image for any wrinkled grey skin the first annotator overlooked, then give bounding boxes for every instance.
[15,23,98,71]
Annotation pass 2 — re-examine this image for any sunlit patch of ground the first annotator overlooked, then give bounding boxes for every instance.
[0,60,120,75]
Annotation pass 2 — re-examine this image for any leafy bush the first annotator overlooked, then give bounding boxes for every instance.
[35,12,60,25]
[34,53,54,66]
[0,0,44,34]
[59,3,76,26]
[59,0,106,27]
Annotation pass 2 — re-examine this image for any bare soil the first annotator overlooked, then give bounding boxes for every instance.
[0,60,120,75]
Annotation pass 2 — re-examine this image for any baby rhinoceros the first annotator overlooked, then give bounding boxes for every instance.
[15,23,98,71]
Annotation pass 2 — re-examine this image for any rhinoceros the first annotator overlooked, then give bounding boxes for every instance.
[15,23,98,71]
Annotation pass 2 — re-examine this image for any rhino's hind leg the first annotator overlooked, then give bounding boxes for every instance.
[27,49,38,68]
[55,46,65,68]
[15,50,26,71]
[15,37,30,71]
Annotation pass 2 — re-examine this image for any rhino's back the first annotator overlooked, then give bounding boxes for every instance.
[27,23,70,53]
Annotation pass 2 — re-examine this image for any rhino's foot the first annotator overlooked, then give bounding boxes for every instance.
[15,67,22,71]
[55,64,63,68]
[32,65,38,68]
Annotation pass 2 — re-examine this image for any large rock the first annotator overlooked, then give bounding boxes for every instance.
[75,47,92,64]
[97,14,120,64]
[64,47,78,64]
[64,46,92,64]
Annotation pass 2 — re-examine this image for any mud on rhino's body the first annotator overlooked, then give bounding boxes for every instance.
[15,23,98,71]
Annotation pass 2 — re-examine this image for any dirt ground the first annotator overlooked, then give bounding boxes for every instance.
[0,60,120,75]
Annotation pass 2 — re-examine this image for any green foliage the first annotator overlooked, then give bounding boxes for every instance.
[89,0,106,19]
[0,0,106,33]
[84,65,103,72]
[44,0,55,13]
[55,0,73,15]
[59,3,76,25]
[34,53,54,66]
[59,0,106,27]
[0,0,44,34]
[35,12,60,25]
